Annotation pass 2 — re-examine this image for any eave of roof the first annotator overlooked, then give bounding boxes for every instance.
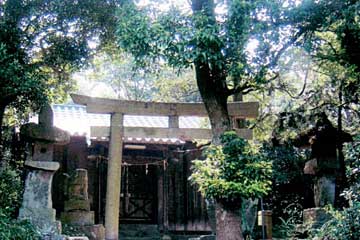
[30,104,210,145]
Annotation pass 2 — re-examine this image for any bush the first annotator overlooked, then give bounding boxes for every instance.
[0,166,23,217]
[190,131,272,201]
[0,209,40,240]
[310,202,360,240]
[272,203,304,239]
[343,135,360,203]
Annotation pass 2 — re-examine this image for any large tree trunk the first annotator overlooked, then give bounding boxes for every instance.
[191,0,231,144]
[191,1,243,238]
[216,201,244,240]
[194,62,231,144]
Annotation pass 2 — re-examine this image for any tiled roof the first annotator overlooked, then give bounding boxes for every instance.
[33,104,210,144]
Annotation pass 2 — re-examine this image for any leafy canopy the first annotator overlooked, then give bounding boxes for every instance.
[117,0,297,96]
[0,0,119,109]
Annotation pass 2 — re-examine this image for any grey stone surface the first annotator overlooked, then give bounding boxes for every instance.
[80,225,105,240]
[61,211,95,226]
[199,236,216,240]
[39,104,54,128]
[21,169,56,209]
[119,224,160,239]
[205,199,216,234]
[68,169,89,200]
[19,207,56,222]
[304,158,318,175]
[21,123,71,144]
[162,235,172,240]
[242,198,258,235]
[64,199,91,212]
[66,237,89,240]
[303,207,330,229]
[21,104,70,144]
[26,160,60,171]
[19,165,61,236]
[19,206,61,235]
[61,169,105,240]
[187,236,216,240]
[314,176,336,207]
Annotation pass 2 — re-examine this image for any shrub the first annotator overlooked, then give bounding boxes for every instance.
[0,166,23,217]
[0,209,40,240]
[310,202,360,240]
[190,131,272,201]
[343,135,360,203]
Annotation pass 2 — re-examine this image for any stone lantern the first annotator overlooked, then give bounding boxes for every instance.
[295,113,352,227]
[18,104,70,237]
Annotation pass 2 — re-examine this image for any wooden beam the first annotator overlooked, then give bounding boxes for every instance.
[91,126,253,140]
[71,94,259,118]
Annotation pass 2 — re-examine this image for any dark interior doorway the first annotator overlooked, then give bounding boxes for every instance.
[120,164,158,223]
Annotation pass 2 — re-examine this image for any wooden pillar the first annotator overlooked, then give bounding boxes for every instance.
[105,113,123,240]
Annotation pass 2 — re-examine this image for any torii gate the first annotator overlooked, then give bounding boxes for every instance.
[71,94,258,240]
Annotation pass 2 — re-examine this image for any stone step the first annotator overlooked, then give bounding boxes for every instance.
[119,238,161,240]
[120,224,159,231]
[119,224,160,238]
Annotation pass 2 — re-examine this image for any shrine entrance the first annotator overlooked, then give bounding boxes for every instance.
[120,163,158,223]
[71,93,258,240]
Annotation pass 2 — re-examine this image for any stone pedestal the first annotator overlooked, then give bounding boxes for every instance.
[19,161,61,235]
[61,169,105,240]
[205,199,216,234]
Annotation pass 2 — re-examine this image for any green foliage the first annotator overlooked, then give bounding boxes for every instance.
[261,142,307,185]
[74,50,201,102]
[293,0,360,72]
[0,166,23,217]
[0,0,119,136]
[117,0,294,99]
[342,135,360,203]
[0,41,47,113]
[272,203,304,239]
[261,142,308,236]
[0,210,40,240]
[310,203,360,240]
[190,131,272,201]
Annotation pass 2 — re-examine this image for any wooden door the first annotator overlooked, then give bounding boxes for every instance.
[120,164,158,223]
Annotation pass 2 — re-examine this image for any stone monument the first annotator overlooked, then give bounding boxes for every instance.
[18,104,70,238]
[295,113,352,227]
[61,169,105,240]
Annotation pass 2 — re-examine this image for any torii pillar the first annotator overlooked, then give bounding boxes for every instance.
[105,113,123,240]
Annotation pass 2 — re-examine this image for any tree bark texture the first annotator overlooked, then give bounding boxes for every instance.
[192,0,232,144]
[216,201,244,240]
[194,62,231,144]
